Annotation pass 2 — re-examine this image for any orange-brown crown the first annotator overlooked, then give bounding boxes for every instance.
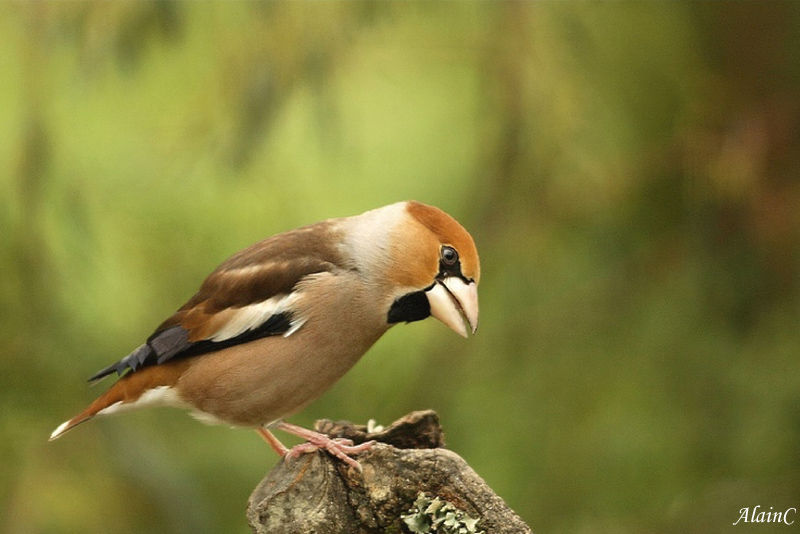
[386,201,480,289]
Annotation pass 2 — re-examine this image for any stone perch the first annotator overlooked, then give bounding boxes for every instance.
[247,410,532,533]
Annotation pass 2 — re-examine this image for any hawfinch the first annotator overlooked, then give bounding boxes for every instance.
[50,201,480,469]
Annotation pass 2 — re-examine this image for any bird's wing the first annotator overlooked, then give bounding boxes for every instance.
[89,222,345,381]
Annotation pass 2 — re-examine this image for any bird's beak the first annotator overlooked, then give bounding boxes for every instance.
[425,277,479,338]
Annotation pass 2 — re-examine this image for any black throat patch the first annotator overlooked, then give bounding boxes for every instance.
[387,291,431,324]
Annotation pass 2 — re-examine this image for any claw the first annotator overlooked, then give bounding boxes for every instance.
[274,421,375,471]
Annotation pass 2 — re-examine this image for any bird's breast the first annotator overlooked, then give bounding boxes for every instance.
[175,276,389,427]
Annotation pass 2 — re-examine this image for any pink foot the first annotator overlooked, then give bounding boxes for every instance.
[276,421,376,471]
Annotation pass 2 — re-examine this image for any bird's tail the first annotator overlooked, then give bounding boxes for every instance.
[49,361,190,441]
[49,382,127,441]
[49,411,94,441]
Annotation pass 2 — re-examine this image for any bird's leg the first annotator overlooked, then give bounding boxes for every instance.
[256,427,289,457]
[275,421,376,471]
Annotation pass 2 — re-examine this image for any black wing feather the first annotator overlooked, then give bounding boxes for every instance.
[88,312,293,382]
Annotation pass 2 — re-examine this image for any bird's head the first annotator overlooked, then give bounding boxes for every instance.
[347,201,480,338]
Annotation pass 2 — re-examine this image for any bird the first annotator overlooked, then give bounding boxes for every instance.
[49,201,480,469]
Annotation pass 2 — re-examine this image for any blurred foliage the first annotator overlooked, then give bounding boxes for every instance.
[2,2,800,533]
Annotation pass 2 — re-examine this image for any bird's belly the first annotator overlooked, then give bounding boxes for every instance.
[174,326,384,427]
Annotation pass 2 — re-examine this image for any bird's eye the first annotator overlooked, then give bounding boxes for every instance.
[441,246,458,266]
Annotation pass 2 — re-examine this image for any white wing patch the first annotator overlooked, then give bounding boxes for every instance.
[283,317,306,338]
[222,261,289,278]
[209,292,304,342]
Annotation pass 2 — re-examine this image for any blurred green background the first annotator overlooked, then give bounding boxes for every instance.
[2,2,799,533]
